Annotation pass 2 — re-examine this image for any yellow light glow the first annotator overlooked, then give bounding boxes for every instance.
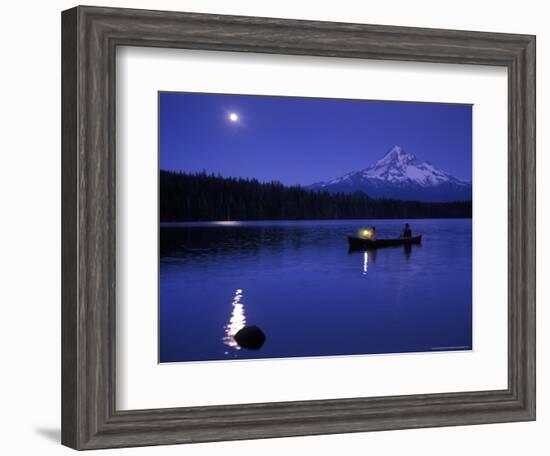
[358,228,373,239]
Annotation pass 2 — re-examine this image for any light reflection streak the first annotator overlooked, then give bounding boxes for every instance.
[223,288,246,349]
[363,251,368,275]
[213,221,241,226]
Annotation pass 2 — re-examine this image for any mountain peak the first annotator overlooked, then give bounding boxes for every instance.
[368,146,420,176]
[379,145,417,164]
[385,145,406,156]
[307,145,471,202]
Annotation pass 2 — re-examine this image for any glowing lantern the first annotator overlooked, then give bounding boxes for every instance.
[358,228,374,239]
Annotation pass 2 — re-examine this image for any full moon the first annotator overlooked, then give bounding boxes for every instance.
[229,112,239,122]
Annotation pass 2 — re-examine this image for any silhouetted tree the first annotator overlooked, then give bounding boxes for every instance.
[160,170,472,222]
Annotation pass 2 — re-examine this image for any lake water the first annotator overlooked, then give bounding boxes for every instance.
[159,219,472,363]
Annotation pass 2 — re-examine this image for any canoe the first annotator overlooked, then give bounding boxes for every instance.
[348,235,422,250]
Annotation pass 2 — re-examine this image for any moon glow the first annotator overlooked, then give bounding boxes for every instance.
[229,112,239,122]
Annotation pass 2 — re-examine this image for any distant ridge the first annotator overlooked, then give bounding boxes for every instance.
[307,146,472,202]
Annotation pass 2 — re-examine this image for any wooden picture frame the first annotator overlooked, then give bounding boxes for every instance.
[61,5,535,450]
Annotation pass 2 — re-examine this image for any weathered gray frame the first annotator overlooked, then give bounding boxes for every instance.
[61,5,536,450]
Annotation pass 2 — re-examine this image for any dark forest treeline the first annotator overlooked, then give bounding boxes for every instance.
[160,170,472,221]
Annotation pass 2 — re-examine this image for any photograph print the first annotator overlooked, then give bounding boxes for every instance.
[159,92,472,363]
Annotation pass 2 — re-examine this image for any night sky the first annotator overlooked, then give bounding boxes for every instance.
[159,92,472,186]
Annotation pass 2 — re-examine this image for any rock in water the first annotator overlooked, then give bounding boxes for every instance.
[234,325,266,350]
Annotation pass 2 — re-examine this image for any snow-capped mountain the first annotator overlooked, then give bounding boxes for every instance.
[308,146,472,202]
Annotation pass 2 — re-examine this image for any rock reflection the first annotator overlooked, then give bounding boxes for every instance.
[223,289,246,350]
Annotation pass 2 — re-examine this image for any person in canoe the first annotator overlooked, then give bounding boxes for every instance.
[402,223,412,238]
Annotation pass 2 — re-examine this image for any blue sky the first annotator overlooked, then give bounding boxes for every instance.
[159,92,472,186]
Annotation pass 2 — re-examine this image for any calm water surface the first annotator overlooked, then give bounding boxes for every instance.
[159,219,472,362]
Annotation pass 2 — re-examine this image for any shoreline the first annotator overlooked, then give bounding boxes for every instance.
[160,217,472,227]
